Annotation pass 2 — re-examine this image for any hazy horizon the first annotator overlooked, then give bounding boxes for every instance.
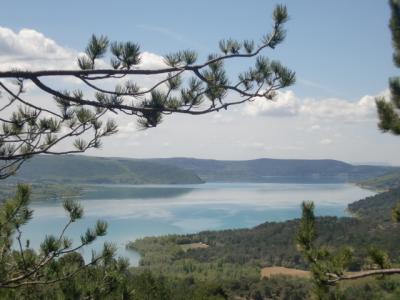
[30,153,400,167]
[2,1,400,164]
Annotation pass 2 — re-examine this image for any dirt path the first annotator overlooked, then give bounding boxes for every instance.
[261,267,310,278]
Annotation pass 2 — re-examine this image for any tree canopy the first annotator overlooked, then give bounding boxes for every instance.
[296,1,400,297]
[0,4,295,291]
[376,0,400,134]
[0,4,294,180]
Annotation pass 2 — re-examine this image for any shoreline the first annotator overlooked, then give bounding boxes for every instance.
[127,182,378,267]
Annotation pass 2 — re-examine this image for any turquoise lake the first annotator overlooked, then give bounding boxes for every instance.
[22,182,375,266]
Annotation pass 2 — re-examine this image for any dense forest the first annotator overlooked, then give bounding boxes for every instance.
[151,157,396,182]
[356,171,400,191]
[4,154,397,185]
[123,187,400,299]
[3,155,203,185]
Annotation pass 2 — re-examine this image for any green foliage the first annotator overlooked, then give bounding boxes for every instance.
[0,185,32,258]
[243,40,255,54]
[69,4,295,131]
[390,0,400,67]
[367,246,391,269]
[376,0,400,135]
[127,186,400,298]
[297,202,356,296]
[376,97,400,134]
[110,41,141,69]
[0,4,297,179]
[164,50,198,67]
[2,184,400,298]
[0,183,82,202]
[131,271,171,300]
[0,184,114,288]
[3,155,204,185]
[251,276,311,300]
[392,202,400,221]
[218,39,242,54]
[339,275,400,300]
[298,193,400,298]
[297,201,316,256]
[78,34,109,70]
[0,79,118,180]
[348,186,400,221]
[151,157,396,182]
[357,169,400,190]
[63,198,83,221]
[123,185,400,299]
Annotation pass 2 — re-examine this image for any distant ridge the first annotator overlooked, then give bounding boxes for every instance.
[149,157,397,183]
[5,155,397,185]
[6,155,203,185]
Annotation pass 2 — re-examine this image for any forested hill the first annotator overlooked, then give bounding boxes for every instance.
[5,155,203,185]
[356,170,400,190]
[6,155,397,185]
[129,187,400,298]
[348,186,400,221]
[150,157,397,182]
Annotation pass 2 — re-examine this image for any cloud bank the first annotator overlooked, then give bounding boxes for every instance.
[244,90,386,122]
[0,26,77,70]
[0,26,166,71]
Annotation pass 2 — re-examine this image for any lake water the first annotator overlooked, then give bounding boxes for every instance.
[21,182,375,266]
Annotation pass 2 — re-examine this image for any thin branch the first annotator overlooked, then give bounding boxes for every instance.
[78,69,185,98]
[0,253,105,288]
[0,82,63,118]
[326,268,400,283]
[0,39,274,80]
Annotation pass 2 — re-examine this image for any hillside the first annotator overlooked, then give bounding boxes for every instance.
[348,186,400,221]
[150,157,397,182]
[130,215,400,279]
[128,187,400,298]
[356,170,400,190]
[5,155,203,185]
[6,155,396,185]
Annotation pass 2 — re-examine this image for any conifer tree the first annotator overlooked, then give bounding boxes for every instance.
[297,201,400,298]
[0,5,294,290]
[297,2,400,297]
[0,4,294,180]
[376,0,400,134]
[0,184,114,288]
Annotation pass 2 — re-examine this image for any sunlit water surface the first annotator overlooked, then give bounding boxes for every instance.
[22,183,375,266]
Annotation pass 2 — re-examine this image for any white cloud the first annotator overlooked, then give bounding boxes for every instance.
[0,26,176,156]
[0,26,166,73]
[320,138,333,145]
[299,95,377,121]
[211,112,234,124]
[0,27,77,71]
[244,90,385,122]
[2,28,400,165]
[244,90,300,117]
[116,121,150,138]
[310,124,321,131]
[138,51,167,69]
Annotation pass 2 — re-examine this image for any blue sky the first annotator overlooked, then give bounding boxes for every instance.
[1,1,400,164]
[0,0,393,99]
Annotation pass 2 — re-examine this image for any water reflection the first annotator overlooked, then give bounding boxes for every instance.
[21,183,375,266]
[82,184,195,200]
